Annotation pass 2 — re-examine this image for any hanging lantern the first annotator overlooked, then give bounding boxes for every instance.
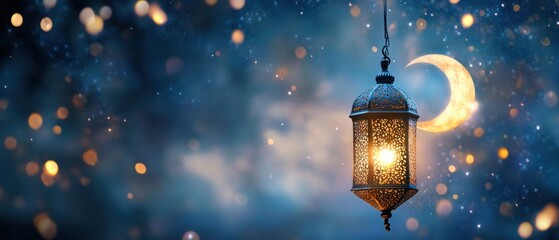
[349,0,419,232]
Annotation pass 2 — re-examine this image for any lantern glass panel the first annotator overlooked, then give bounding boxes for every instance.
[353,119,369,185]
[370,118,407,185]
[408,119,417,185]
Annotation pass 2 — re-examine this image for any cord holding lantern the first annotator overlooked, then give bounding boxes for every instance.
[349,0,419,232]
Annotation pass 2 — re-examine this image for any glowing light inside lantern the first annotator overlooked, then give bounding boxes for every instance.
[378,149,396,166]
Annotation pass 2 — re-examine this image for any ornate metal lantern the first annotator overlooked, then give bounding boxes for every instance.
[350,58,419,231]
[349,1,419,231]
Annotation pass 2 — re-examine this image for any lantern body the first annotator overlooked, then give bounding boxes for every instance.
[350,80,419,213]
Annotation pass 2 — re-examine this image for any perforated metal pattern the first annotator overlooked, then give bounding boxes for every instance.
[352,88,372,113]
[353,188,418,211]
[409,119,417,185]
[350,84,418,114]
[370,118,407,185]
[353,120,369,185]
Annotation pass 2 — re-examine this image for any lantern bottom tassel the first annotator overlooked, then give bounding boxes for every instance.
[381,210,392,231]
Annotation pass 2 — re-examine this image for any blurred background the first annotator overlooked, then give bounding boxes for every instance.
[1,0,559,239]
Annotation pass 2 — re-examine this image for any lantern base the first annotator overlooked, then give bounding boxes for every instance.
[351,185,417,211]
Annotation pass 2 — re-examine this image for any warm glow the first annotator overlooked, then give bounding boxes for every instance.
[229,0,245,10]
[295,47,307,59]
[436,199,453,216]
[135,0,150,17]
[473,127,484,138]
[449,0,460,4]
[135,163,147,174]
[99,6,112,20]
[231,29,244,45]
[461,13,474,28]
[56,106,69,119]
[34,213,57,240]
[43,0,57,9]
[205,0,218,6]
[406,217,419,231]
[11,13,23,27]
[407,55,475,133]
[79,7,95,25]
[466,154,475,165]
[498,147,509,159]
[28,113,43,130]
[350,5,361,17]
[52,125,62,135]
[416,18,427,31]
[82,149,98,166]
[40,17,53,32]
[26,161,40,176]
[509,108,519,118]
[4,136,17,150]
[535,204,559,231]
[43,160,59,177]
[436,183,448,195]
[378,149,396,166]
[149,4,168,25]
[518,222,533,239]
[267,138,274,145]
[448,165,456,173]
[85,16,104,35]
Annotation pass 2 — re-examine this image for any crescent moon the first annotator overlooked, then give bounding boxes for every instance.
[406,54,476,133]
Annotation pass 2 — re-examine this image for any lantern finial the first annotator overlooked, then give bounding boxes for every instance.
[381,210,392,231]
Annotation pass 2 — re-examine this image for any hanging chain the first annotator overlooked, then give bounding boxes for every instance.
[381,0,390,63]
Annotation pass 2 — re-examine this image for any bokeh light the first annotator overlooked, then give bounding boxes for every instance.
[134,0,150,17]
[461,13,474,28]
[43,0,57,9]
[135,163,147,174]
[56,106,69,120]
[28,113,43,130]
[448,165,456,173]
[82,149,98,166]
[25,161,40,176]
[350,5,361,17]
[52,125,62,135]
[79,7,95,24]
[229,0,245,10]
[149,4,168,25]
[85,16,104,35]
[40,17,53,32]
[231,29,245,45]
[99,6,113,20]
[535,204,559,231]
[436,199,453,216]
[466,154,475,165]
[295,47,307,59]
[205,0,218,6]
[33,213,57,240]
[43,160,59,177]
[406,218,419,231]
[11,13,23,27]
[416,18,427,31]
[182,231,201,240]
[4,136,17,150]
[498,147,509,160]
[436,183,448,195]
[517,222,533,239]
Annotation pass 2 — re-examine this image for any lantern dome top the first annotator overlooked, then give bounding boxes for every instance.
[351,83,418,115]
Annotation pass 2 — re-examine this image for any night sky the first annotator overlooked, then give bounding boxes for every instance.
[1,0,559,239]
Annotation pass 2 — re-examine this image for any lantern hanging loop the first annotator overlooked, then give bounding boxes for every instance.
[381,0,390,65]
